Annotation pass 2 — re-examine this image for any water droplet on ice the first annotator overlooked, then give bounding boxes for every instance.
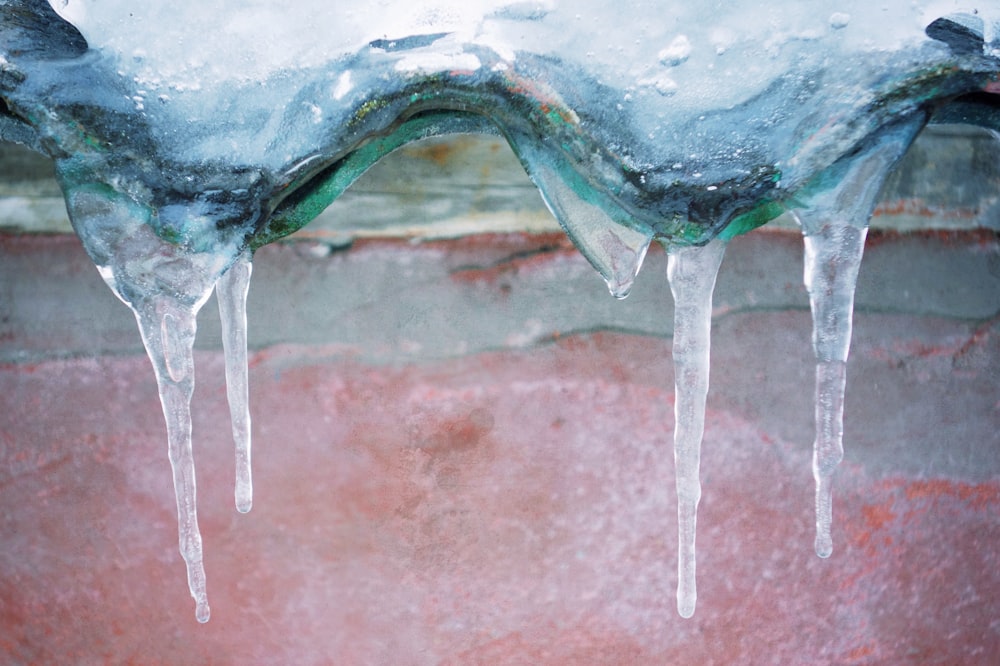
[643,74,678,96]
[658,35,692,66]
[829,13,851,29]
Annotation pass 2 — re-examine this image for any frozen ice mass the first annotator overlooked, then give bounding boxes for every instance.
[1,0,998,622]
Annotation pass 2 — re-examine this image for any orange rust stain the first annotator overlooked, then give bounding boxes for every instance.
[872,198,978,220]
[861,503,897,531]
[417,410,495,458]
[846,643,876,661]
[425,231,571,254]
[864,227,1000,249]
[904,479,1000,511]
[405,139,464,167]
[851,501,898,551]
[502,73,578,126]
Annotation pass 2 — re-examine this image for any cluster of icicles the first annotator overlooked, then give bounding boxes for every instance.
[105,123,915,624]
[3,0,997,632]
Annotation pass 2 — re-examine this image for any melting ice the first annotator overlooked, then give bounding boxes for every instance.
[1,0,997,621]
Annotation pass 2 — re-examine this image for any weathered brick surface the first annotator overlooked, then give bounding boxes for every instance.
[0,231,997,662]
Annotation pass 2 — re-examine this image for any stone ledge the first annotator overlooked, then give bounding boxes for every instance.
[2,227,997,364]
[2,124,998,238]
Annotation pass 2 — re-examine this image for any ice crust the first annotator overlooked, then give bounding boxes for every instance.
[37,0,1000,191]
[1,0,997,622]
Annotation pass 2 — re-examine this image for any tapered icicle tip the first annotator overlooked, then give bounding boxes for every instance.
[527,163,653,300]
[677,588,697,619]
[815,533,833,559]
[596,225,652,300]
[236,492,252,514]
[195,600,211,623]
[600,223,652,300]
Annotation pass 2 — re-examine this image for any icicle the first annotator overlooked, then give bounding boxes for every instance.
[801,227,864,558]
[58,184,241,622]
[794,116,925,558]
[666,238,726,619]
[216,249,254,513]
[530,164,654,298]
[132,297,211,623]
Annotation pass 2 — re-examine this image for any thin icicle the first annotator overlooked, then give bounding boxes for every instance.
[666,238,726,619]
[795,115,926,558]
[217,249,254,513]
[133,297,211,623]
[802,226,865,557]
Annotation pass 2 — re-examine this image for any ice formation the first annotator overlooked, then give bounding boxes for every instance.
[666,239,727,618]
[217,249,253,514]
[1,0,998,622]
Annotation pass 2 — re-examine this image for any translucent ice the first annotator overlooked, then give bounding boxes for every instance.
[794,116,926,557]
[667,239,727,618]
[134,299,211,623]
[216,249,253,514]
[53,181,245,622]
[528,161,654,299]
[1,0,998,622]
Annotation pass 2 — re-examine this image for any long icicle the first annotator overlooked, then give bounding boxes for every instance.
[133,297,211,623]
[795,115,926,558]
[667,238,727,618]
[216,249,254,513]
[802,226,864,558]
